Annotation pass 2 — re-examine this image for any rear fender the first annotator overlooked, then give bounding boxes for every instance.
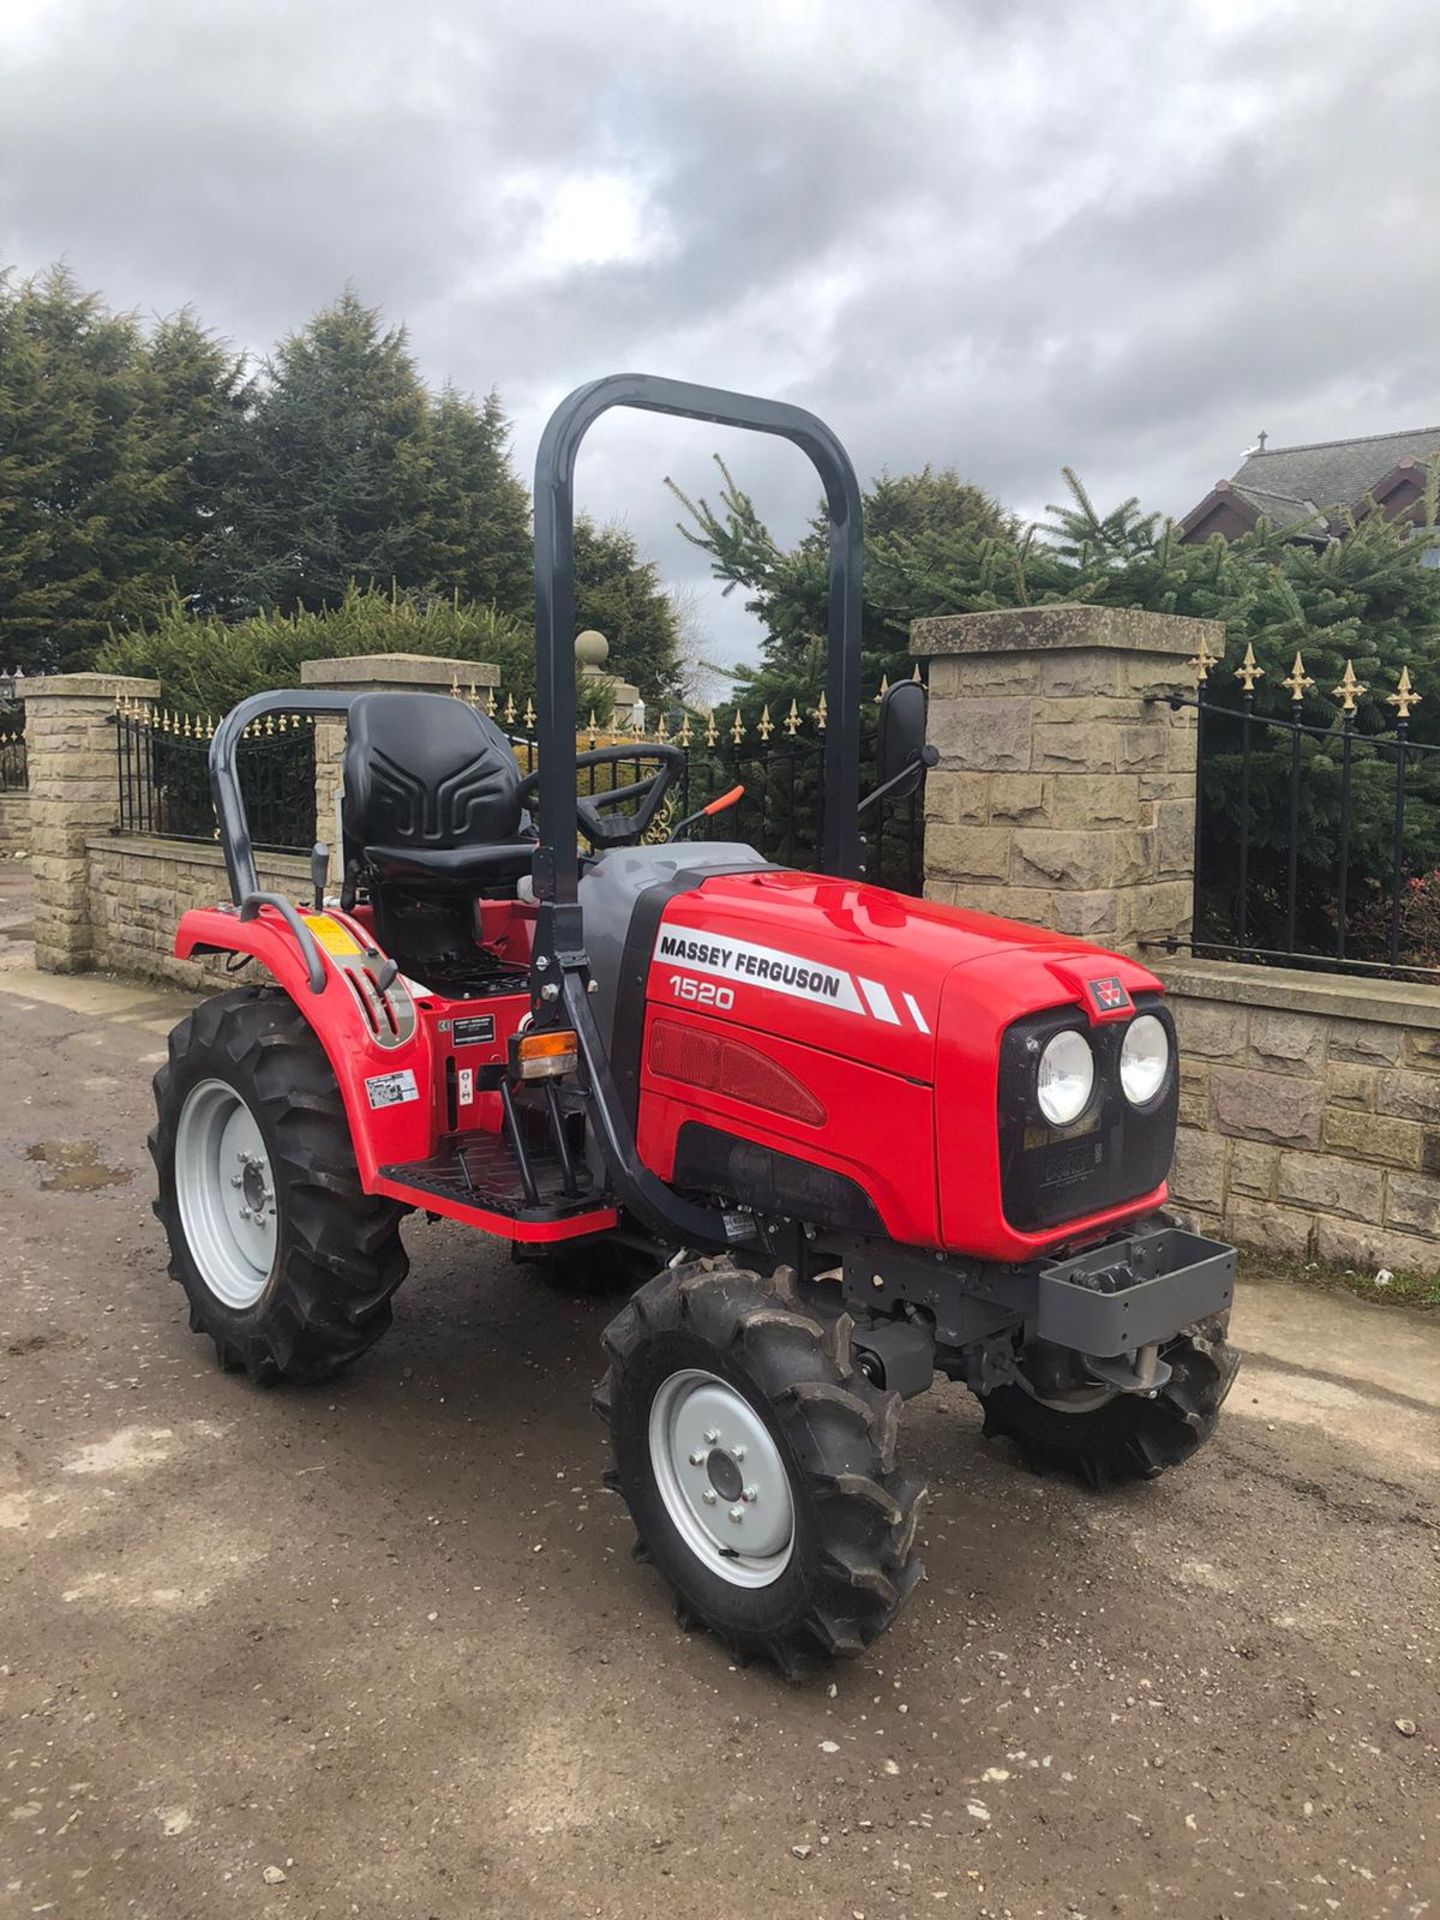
[174,905,435,1181]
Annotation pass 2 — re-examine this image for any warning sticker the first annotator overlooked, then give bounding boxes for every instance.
[301,913,363,957]
[365,1068,420,1110]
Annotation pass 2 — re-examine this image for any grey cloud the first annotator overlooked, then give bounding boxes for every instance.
[2,0,1436,664]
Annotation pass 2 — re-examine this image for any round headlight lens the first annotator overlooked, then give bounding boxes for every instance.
[1120,1013,1170,1106]
[1037,1029,1095,1127]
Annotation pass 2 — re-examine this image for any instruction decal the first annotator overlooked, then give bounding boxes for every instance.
[365,1068,420,1110]
[449,1015,496,1046]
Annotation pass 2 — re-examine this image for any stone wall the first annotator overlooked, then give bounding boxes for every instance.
[86,836,311,989]
[1162,959,1440,1278]
[0,792,28,858]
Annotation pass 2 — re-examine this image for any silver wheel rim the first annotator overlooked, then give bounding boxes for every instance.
[648,1369,795,1590]
[174,1079,278,1311]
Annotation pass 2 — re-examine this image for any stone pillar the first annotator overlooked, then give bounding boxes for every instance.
[575,629,639,729]
[299,652,501,878]
[910,604,1222,952]
[27,672,160,972]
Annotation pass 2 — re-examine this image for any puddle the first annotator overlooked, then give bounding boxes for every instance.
[25,1139,131,1192]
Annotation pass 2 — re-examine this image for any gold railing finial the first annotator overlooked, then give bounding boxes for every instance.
[783,697,801,737]
[1282,651,1315,702]
[1333,659,1367,716]
[1187,635,1219,685]
[1234,643,1264,693]
[1388,666,1421,722]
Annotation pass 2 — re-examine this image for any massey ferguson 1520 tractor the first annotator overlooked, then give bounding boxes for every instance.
[151,375,1239,1674]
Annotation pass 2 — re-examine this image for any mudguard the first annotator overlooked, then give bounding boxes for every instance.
[174,904,435,1185]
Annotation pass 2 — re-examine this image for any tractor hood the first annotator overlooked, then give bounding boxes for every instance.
[648,869,1163,1081]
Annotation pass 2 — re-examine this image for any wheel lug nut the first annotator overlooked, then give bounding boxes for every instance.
[231,1175,243,1188]
[703,1429,720,1445]
[689,1451,706,1467]
[238,1206,251,1220]
[701,1489,717,1506]
[731,1445,746,1462]
[741,1486,758,1503]
[728,1507,744,1524]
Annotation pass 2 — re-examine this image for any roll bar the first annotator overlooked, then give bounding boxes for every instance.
[532,374,864,908]
[210,687,359,904]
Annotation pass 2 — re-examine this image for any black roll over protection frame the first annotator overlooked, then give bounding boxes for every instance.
[527,376,866,1249]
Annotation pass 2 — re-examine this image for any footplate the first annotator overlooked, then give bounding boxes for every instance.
[1035,1225,1235,1358]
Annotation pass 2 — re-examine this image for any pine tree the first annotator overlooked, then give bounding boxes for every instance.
[0,268,152,670]
[411,386,533,617]
[204,289,432,614]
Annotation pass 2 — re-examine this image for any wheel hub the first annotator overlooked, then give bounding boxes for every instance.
[649,1370,795,1589]
[174,1079,278,1310]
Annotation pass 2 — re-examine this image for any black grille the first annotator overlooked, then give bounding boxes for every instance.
[996,997,1178,1233]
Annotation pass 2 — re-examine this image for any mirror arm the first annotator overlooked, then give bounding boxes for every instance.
[858,743,938,817]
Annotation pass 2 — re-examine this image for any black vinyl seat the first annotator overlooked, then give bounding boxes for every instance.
[341,692,535,895]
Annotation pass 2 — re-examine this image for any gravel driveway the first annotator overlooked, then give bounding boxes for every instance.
[1,867,1436,1919]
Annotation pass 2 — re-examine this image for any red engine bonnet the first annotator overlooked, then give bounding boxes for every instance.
[636,869,1168,1261]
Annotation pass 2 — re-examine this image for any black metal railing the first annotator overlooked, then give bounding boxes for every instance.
[1157,639,1440,981]
[114,703,316,854]
[110,681,927,891]
[0,706,25,793]
[470,680,926,894]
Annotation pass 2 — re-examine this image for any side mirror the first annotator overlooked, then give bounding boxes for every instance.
[864,679,938,814]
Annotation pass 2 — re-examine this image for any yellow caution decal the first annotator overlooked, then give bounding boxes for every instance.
[301,913,364,957]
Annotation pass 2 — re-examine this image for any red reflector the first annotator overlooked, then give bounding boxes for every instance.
[649,1019,826,1126]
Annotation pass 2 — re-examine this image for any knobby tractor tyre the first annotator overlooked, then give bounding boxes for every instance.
[149,985,409,1384]
[596,1258,925,1678]
[977,1316,1239,1489]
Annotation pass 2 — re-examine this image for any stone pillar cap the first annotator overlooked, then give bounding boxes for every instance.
[575,629,609,671]
[300,652,500,690]
[25,672,160,701]
[911,603,1224,660]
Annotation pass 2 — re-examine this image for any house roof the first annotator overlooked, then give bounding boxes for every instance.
[1230,427,1440,517]
[1228,483,1324,533]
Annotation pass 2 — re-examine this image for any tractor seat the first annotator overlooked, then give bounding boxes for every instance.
[341,691,536,898]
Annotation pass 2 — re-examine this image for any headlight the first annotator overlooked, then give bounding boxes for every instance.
[1036,1029,1094,1127]
[1120,1013,1170,1106]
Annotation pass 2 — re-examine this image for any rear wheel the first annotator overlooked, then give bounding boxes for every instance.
[597,1258,924,1676]
[150,986,409,1383]
[977,1318,1238,1488]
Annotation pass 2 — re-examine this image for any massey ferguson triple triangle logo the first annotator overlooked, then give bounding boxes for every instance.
[1088,976,1131,1014]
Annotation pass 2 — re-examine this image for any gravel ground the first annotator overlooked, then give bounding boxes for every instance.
[1,865,1437,1920]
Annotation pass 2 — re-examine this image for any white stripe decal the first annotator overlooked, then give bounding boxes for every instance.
[902,991,931,1035]
[857,977,902,1025]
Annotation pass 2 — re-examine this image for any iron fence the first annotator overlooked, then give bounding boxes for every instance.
[1155,637,1440,982]
[0,704,25,792]
[110,681,928,892]
[114,702,316,853]
[459,676,926,895]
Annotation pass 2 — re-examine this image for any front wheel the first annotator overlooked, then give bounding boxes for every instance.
[977,1317,1239,1488]
[150,986,409,1383]
[597,1259,925,1676]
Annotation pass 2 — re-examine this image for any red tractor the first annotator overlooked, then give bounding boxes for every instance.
[150,376,1238,1675]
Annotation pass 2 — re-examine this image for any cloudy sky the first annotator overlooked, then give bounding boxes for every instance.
[2,0,1437,666]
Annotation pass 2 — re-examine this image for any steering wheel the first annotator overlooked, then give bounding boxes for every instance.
[516,743,686,849]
